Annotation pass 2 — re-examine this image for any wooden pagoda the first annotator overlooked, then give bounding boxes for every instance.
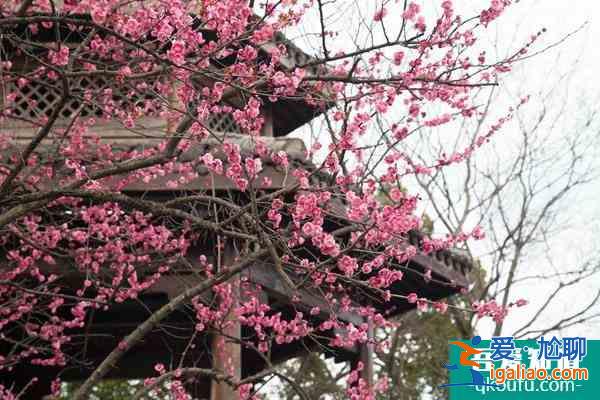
[0,14,473,400]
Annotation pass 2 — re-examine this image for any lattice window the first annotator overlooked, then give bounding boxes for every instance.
[5,74,245,134]
[8,75,162,120]
[205,112,243,134]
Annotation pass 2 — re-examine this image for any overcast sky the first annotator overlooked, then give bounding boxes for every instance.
[462,0,600,339]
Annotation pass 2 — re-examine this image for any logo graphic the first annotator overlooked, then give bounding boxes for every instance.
[441,337,599,399]
[440,335,500,389]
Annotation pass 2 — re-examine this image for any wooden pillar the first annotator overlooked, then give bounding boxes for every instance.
[350,319,374,387]
[360,319,374,386]
[210,244,241,400]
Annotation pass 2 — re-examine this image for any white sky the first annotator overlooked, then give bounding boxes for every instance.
[462,0,600,339]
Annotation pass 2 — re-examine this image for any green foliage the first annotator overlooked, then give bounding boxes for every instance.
[276,353,345,400]
[420,214,434,236]
[378,312,463,400]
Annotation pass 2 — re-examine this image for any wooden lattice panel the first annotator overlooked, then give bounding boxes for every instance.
[206,112,243,134]
[7,78,243,134]
[7,75,163,120]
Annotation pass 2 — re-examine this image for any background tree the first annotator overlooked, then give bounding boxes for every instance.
[401,83,600,338]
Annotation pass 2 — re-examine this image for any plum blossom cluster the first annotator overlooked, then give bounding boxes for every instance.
[473,298,528,323]
[0,201,188,370]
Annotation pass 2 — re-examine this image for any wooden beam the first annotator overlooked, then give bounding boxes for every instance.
[210,244,241,400]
